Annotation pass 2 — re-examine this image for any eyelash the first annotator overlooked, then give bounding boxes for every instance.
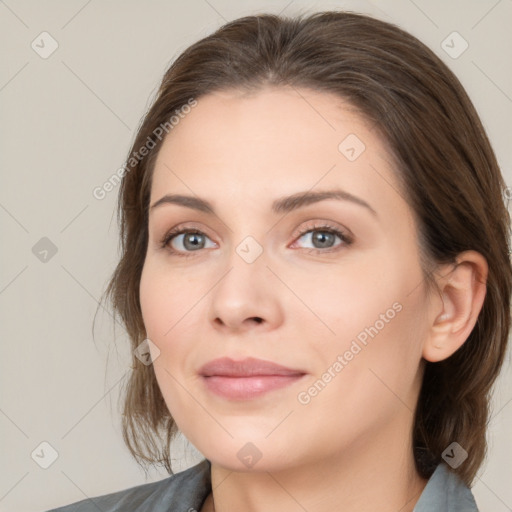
[159,222,353,258]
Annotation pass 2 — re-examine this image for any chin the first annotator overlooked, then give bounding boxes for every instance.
[191,433,299,473]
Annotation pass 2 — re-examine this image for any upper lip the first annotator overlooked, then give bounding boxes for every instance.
[199,357,305,377]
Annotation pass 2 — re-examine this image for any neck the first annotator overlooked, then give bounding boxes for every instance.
[204,419,428,512]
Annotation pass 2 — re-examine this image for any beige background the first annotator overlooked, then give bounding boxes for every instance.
[1,1,511,511]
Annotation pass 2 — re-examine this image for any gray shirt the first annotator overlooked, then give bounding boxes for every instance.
[45,459,479,511]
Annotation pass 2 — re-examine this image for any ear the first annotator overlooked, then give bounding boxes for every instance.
[423,250,488,362]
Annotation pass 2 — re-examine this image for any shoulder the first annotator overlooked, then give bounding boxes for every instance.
[44,459,211,512]
[414,463,479,511]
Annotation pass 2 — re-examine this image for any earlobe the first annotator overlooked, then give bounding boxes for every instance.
[422,250,488,363]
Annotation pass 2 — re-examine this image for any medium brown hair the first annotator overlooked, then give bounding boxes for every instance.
[99,11,512,485]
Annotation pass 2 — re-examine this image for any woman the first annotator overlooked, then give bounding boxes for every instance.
[47,10,511,512]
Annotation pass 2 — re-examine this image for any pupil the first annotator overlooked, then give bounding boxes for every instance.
[314,231,333,248]
[185,233,203,250]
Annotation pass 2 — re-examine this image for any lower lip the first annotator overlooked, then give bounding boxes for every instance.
[202,374,305,400]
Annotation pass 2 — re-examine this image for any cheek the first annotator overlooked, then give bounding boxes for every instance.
[297,258,427,403]
[139,280,168,338]
[139,261,205,383]
[287,257,403,346]
[139,262,198,340]
[139,265,200,427]
[294,309,424,452]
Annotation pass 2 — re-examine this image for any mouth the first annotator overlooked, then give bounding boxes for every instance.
[199,357,307,400]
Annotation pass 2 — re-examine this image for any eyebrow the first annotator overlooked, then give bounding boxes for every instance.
[149,188,377,217]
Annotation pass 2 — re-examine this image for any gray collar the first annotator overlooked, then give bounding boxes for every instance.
[46,459,479,511]
[193,460,478,512]
[413,463,478,511]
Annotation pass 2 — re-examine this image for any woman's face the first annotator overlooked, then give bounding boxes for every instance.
[139,86,435,471]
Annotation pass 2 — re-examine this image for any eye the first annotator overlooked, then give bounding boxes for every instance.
[160,222,353,258]
[160,228,216,257]
[290,223,353,253]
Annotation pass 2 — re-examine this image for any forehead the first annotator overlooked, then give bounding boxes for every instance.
[155,86,371,162]
[150,86,403,217]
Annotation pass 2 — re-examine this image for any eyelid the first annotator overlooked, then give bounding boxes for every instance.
[159,222,218,249]
[159,219,354,256]
[290,220,353,245]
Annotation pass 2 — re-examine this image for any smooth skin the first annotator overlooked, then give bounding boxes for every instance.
[139,86,487,512]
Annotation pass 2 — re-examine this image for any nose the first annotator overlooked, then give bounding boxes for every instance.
[207,249,284,334]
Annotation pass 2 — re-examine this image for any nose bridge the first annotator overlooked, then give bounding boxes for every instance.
[234,233,266,266]
[219,203,272,268]
[207,229,282,329]
[219,231,269,296]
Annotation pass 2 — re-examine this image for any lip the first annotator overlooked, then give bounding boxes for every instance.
[199,357,305,377]
[199,357,307,400]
